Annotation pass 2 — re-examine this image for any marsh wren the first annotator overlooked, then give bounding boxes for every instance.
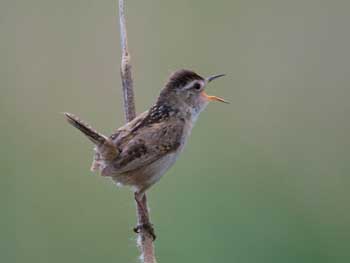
[64,69,227,238]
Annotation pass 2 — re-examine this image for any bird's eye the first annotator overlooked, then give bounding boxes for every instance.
[192,83,201,90]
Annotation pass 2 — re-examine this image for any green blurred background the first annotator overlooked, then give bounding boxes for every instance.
[2,0,350,262]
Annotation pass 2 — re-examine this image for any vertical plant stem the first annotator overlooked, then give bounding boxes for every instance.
[118,1,157,262]
[119,0,136,122]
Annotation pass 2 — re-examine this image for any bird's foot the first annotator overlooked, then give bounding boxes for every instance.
[133,223,156,241]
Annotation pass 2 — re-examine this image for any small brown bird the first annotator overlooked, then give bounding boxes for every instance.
[64,69,227,238]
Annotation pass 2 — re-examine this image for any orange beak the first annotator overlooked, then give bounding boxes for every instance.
[203,92,230,103]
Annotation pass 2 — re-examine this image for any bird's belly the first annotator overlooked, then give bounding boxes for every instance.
[112,151,180,191]
[142,152,179,186]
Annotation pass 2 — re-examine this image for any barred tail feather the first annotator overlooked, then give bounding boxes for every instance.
[64,112,107,145]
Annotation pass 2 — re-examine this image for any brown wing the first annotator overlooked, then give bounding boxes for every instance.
[112,120,184,174]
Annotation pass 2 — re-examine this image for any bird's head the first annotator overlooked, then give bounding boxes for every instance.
[157,69,228,120]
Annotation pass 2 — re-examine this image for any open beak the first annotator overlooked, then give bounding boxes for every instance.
[204,73,229,103]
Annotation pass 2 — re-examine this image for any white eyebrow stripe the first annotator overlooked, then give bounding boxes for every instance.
[182,80,204,90]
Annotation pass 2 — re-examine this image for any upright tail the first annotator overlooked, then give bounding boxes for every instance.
[64,112,107,145]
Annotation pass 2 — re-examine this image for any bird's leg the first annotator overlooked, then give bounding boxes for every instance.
[133,192,156,240]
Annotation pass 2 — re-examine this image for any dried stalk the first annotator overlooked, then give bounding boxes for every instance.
[118,0,136,122]
[118,0,157,262]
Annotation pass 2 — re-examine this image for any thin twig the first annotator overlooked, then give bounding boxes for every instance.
[119,0,136,122]
[118,1,157,262]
